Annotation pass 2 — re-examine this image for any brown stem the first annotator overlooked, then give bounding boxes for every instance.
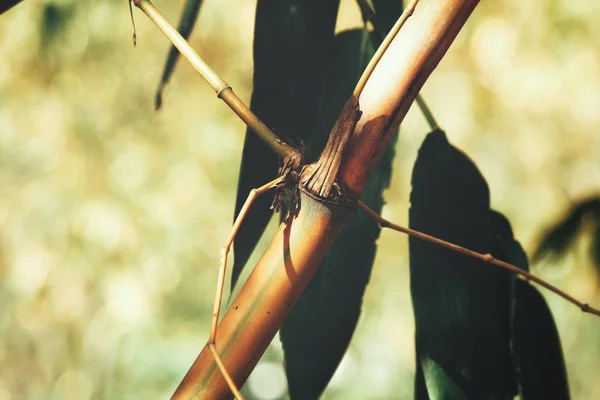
[357,201,600,318]
[172,192,354,399]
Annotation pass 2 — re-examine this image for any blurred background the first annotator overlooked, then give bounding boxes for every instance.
[1,0,599,398]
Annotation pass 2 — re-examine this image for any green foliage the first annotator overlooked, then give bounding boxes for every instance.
[513,281,570,400]
[409,130,516,399]
[492,211,570,400]
[0,0,23,15]
[371,0,405,33]
[410,132,570,400]
[280,28,396,399]
[231,0,341,291]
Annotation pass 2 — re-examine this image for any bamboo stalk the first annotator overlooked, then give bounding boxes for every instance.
[170,1,481,398]
[339,0,479,197]
[130,0,600,397]
[173,191,353,399]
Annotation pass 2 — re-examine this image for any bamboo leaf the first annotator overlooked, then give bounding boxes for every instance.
[154,0,204,110]
[371,0,404,33]
[0,1,23,15]
[494,213,571,400]
[280,28,391,399]
[533,197,600,262]
[231,0,340,291]
[409,130,516,399]
[485,209,571,400]
[592,223,600,273]
[490,210,529,272]
[513,281,570,400]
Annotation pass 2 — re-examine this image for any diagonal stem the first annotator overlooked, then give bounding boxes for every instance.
[132,0,297,160]
[357,201,600,317]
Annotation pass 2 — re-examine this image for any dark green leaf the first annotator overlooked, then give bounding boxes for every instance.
[490,210,529,273]
[533,197,600,262]
[0,1,23,15]
[490,211,569,400]
[280,28,391,399]
[409,130,516,399]
[371,0,404,34]
[231,0,340,291]
[513,281,570,400]
[154,0,204,109]
[592,223,600,274]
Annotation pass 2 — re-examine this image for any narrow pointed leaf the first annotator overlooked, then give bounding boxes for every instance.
[494,213,571,400]
[513,281,570,399]
[280,28,393,399]
[592,223,600,274]
[371,0,404,33]
[0,1,23,15]
[154,0,204,109]
[231,0,340,291]
[409,130,516,399]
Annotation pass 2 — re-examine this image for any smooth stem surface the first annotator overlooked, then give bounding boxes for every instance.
[135,0,294,159]
[172,192,353,399]
[358,202,600,317]
[340,0,480,197]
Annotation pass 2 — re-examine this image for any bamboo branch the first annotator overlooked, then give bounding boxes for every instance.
[132,0,298,160]
[130,0,599,398]
[357,0,439,131]
[130,1,596,319]
[358,201,600,317]
[415,93,439,130]
[354,0,419,97]
[168,1,482,398]
[339,0,479,197]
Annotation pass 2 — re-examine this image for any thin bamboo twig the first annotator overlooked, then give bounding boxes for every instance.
[415,93,439,130]
[208,177,283,400]
[357,201,600,317]
[208,345,244,400]
[356,0,440,131]
[132,0,295,160]
[353,0,419,97]
[129,0,137,46]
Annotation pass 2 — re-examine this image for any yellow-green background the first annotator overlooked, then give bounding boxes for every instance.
[1,0,599,398]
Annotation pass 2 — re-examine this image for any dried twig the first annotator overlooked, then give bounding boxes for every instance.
[358,201,600,317]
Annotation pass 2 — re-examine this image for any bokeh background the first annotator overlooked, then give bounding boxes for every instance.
[1,0,600,398]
